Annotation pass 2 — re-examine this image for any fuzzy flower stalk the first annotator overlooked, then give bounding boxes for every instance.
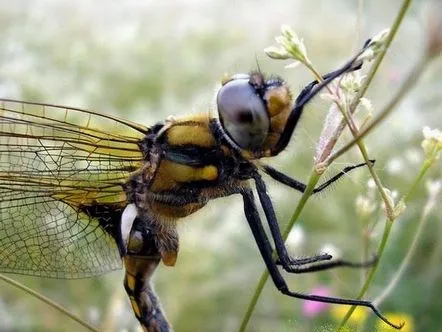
[314,29,389,166]
[315,73,374,166]
[357,28,390,62]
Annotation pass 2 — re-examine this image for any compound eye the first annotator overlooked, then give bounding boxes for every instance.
[217,79,269,150]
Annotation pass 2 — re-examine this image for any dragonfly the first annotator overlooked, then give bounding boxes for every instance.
[0,40,402,331]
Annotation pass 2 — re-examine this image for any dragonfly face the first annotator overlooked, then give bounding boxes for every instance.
[0,39,402,331]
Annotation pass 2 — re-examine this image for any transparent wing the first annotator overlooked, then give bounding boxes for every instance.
[0,99,147,278]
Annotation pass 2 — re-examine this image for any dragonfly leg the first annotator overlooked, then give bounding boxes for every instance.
[240,187,402,330]
[262,160,375,194]
[252,172,376,270]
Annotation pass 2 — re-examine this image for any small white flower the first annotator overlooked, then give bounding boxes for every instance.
[87,306,101,324]
[421,126,442,159]
[355,195,377,217]
[319,243,342,260]
[393,199,407,219]
[382,187,406,219]
[280,25,308,60]
[264,45,291,60]
[359,97,374,114]
[358,28,390,62]
[284,61,301,69]
[367,179,376,189]
[340,73,366,94]
[265,25,310,66]
[405,148,422,165]
[423,126,442,141]
[386,157,404,175]
[426,179,442,199]
[383,187,396,210]
[286,225,305,250]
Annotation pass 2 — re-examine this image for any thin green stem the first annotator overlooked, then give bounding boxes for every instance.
[336,221,393,331]
[0,273,99,332]
[282,171,322,238]
[332,0,415,328]
[336,158,435,330]
[373,183,438,306]
[404,158,435,202]
[360,214,372,282]
[238,269,269,332]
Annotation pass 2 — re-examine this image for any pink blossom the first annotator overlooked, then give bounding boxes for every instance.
[302,286,331,318]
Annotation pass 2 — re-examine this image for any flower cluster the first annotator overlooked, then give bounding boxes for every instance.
[357,28,390,62]
[264,25,310,68]
[422,126,442,161]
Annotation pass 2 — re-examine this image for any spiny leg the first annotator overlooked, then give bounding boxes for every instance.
[252,171,376,270]
[240,188,402,330]
[262,160,375,194]
[276,255,378,271]
[276,253,333,266]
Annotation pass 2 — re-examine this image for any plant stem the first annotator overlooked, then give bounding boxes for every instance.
[336,220,393,332]
[373,181,438,306]
[336,155,435,330]
[0,273,99,332]
[333,0,414,327]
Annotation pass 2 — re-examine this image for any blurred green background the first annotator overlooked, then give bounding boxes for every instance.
[0,0,441,331]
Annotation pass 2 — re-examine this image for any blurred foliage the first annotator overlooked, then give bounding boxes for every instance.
[0,0,441,331]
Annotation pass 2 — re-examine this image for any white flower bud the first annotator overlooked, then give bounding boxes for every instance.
[357,28,390,62]
[265,25,310,66]
[426,180,442,200]
[421,126,442,159]
[264,46,291,60]
[286,225,305,252]
[356,195,377,217]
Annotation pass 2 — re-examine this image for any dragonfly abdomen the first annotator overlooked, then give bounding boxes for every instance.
[123,217,171,332]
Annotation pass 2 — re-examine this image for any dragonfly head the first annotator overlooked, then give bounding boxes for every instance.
[216,72,292,158]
